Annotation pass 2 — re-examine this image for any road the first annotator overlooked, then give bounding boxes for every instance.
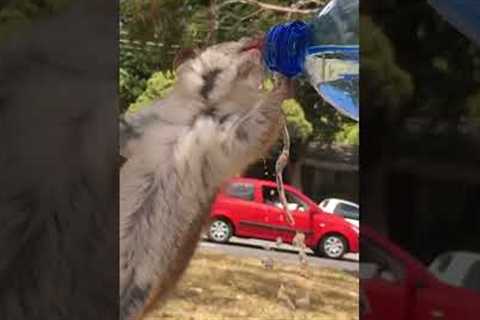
[198,236,359,274]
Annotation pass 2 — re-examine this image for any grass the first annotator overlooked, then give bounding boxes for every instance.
[145,250,359,320]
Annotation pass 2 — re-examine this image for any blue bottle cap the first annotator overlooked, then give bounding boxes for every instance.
[263,21,312,78]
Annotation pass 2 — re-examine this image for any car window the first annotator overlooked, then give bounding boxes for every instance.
[262,186,308,212]
[226,183,254,201]
[360,238,406,283]
[462,260,480,294]
[334,203,359,220]
[435,253,453,273]
[262,186,281,207]
[285,190,309,212]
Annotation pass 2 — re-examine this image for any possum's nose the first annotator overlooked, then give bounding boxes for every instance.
[240,36,264,53]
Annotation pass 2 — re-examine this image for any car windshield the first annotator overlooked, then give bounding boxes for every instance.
[360,238,406,282]
[334,202,359,220]
[462,260,480,294]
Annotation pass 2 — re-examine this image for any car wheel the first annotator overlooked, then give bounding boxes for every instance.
[208,219,233,243]
[319,234,347,259]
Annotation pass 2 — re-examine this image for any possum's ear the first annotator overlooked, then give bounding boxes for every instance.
[173,48,198,70]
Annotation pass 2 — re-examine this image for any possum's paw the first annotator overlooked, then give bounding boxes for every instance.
[270,76,295,103]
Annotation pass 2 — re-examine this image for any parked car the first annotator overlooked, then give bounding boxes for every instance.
[429,251,480,294]
[208,178,358,259]
[361,226,480,320]
[318,198,359,227]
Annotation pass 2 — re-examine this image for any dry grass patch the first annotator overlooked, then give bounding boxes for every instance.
[145,251,358,320]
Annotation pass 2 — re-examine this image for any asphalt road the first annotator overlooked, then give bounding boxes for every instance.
[198,236,359,274]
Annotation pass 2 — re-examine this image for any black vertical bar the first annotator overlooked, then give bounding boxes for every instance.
[0,1,118,319]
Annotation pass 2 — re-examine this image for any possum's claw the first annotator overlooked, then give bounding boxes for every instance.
[272,76,295,101]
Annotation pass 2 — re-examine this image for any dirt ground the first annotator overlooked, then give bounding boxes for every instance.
[144,251,359,320]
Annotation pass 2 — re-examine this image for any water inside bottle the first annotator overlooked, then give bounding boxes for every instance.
[304,45,359,121]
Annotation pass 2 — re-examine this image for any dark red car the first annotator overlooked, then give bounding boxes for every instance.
[361,226,480,319]
[207,177,359,259]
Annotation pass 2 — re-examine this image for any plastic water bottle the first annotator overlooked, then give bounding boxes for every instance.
[263,0,359,121]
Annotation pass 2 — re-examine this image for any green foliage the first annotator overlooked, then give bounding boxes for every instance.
[335,123,359,145]
[120,0,358,149]
[265,77,350,147]
[120,67,147,112]
[294,79,353,146]
[366,1,480,130]
[360,16,414,112]
[466,90,480,124]
[128,70,176,113]
[119,44,161,111]
[262,78,274,92]
[282,99,313,142]
[262,77,315,143]
[119,0,314,112]
[120,0,186,111]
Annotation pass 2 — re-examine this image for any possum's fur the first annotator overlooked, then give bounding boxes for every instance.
[119,39,290,320]
[0,2,117,320]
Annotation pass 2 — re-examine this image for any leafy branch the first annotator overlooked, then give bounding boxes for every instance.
[218,0,320,14]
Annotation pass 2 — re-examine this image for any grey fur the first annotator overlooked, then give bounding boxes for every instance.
[120,38,289,320]
[0,2,117,319]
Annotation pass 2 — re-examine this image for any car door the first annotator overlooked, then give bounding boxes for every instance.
[219,181,268,239]
[414,261,480,320]
[233,182,278,240]
[414,285,473,320]
[361,237,412,320]
[283,189,313,244]
[251,184,285,241]
[263,186,313,244]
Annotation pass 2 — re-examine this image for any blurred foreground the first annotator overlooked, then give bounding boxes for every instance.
[146,251,358,320]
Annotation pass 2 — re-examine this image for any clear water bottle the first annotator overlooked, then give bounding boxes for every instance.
[263,0,359,121]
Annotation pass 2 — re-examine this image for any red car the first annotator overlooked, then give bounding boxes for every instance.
[207,177,359,259]
[361,226,480,319]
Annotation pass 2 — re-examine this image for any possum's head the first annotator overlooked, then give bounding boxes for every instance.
[173,37,266,111]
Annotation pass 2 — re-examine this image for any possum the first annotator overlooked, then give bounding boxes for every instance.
[119,38,292,320]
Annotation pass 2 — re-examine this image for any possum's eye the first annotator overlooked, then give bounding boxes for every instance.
[200,68,222,99]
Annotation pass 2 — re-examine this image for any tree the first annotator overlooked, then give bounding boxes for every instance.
[336,123,359,145]
[360,16,414,121]
[281,98,313,188]
[466,90,480,124]
[360,14,414,169]
[127,70,176,113]
[119,0,323,112]
[362,0,480,162]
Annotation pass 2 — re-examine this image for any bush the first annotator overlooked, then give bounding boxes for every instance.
[127,70,176,113]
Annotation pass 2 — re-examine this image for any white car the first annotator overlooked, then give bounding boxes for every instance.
[318,198,359,227]
[429,251,480,293]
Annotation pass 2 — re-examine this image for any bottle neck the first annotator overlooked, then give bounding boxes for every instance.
[263,21,312,78]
